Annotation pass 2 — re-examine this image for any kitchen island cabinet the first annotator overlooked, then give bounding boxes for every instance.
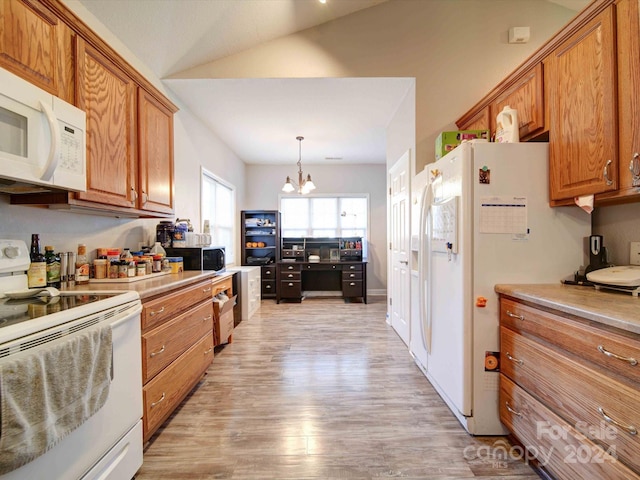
[496,284,640,479]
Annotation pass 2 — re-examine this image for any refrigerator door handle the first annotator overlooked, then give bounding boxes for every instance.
[418,181,434,354]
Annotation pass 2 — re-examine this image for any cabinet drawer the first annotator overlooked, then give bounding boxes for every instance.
[280,271,301,281]
[261,266,276,279]
[342,271,362,281]
[280,280,301,298]
[142,300,213,383]
[143,333,213,441]
[342,280,363,297]
[500,374,638,480]
[212,276,233,296]
[343,263,363,271]
[280,263,301,272]
[304,263,341,271]
[501,326,640,472]
[282,250,304,258]
[261,280,276,295]
[142,279,213,331]
[501,298,640,384]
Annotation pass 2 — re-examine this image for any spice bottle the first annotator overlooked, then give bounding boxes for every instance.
[27,234,47,288]
[44,246,61,288]
[75,244,90,285]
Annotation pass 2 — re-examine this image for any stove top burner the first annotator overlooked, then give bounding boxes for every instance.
[0,293,120,329]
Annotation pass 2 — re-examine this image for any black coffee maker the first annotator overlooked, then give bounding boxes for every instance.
[584,235,608,274]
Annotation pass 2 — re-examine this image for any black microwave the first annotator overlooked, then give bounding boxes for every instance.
[164,246,226,272]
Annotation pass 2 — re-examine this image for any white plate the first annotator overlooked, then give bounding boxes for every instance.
[3,287,60,299]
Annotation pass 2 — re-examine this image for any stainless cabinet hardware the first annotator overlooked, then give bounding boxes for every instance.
[505,402,523,417]
[598,407,637,435]
[603,159,613,186]
[505,352,524,366]
[204,347,213,355]
[151,392,166,408]
[203,287,212,293]
[630,153,640,187]
[506,310,524,321]
[150,345,165,357]
[597,345,638,366]
[149,306,165,316]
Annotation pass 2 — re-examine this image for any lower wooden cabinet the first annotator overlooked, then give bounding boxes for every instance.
[212,274,235,346]
[141,278,214,442]
[499,296,640,479]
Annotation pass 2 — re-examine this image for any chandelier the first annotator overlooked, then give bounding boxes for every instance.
[282,136,316,194]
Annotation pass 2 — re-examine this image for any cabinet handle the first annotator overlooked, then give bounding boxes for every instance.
[204,347,213,355]
[598,407,637,435]
[505,401,523,417]
[350,273,356,278]
[131,187,138,201]
[203,315,212,322]
[265,270,271,275]
[597,345,638,366]
[350,282,356,286]
[149,306,165,316]
[150,345,165,357]
[288,283,294,287]
[505,310,524,321]
[266,285,271,289]
[400,260,408,265]
[287,266,294,270]
[629,153,640,187]
[603,159,613,186]
[505,352,524,366]
[203,287,212,293]
[288,273,294,278]
[141,190,148,203]
[150,392,166,408]
[349,265,356,270]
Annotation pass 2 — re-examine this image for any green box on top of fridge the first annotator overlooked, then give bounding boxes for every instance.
[435,130,490,160]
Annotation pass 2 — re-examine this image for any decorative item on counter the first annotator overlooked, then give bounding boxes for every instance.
[156,221,174,248]
[44,246,61,289]
[75,244,90,285]
[27,233,46,289]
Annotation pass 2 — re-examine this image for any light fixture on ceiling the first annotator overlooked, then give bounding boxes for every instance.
[318,0,327,4]
[282,136,316,194]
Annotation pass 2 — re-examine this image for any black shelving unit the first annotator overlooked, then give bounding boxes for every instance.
[241,210,280,299]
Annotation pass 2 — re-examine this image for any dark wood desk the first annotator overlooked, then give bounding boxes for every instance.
[276,261,367,304]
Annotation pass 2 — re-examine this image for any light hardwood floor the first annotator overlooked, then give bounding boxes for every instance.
[136,297,540,480]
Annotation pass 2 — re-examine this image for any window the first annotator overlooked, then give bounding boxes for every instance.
[280,195,369,255]
[202,168,235,264]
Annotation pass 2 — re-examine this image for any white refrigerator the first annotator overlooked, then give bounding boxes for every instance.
[412,141,590,435]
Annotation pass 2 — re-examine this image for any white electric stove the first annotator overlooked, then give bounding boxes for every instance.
[0,239,144,480]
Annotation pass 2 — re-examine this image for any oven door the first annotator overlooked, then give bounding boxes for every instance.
[0,300,143,480]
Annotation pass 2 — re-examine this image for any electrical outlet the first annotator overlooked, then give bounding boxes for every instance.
[630,242,640,266]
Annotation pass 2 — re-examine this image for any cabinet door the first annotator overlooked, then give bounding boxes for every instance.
[76,38,136,208]
[138,88,174,214]
[598,0,640,203]
[546,7,617,201]
[492,63,545,141]
[456,106,491,133]
[0,0,58,94]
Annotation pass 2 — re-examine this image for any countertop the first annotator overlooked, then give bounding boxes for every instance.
[69,270,233,300]
[495,283,640,335]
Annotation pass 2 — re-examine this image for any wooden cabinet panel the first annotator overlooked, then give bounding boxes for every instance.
[142,300,213,383]
[142,333,213,442]
[500,374,638,480]
[598,0,640,204]
[546,6,617,200]
[501,326,640,473]
[142,279,213,331]
[75,38,136,208]
[491,63,544,141]
[457,106,491,133]
[0,0,58,94]
[138,88,174,214]
[500,298,640,384]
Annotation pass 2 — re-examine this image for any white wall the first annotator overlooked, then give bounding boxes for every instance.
[0,1,247,259]
[245,163,387,291]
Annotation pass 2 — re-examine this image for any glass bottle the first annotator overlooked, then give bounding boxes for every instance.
[75,244,90,285]
[44,246,61,288]
[27,234,46,288]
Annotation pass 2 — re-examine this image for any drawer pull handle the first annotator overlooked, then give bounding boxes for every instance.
[149,306,165,316]
[597,345,638,366]
[288,283,294,287]
[204,347,213,355]
[603,159,614,186]
[505,352,523,366]
[598,407,637,435]
[151,392,166,408]
[203,287,212,293]
[505,401,522,417]
[350,282,356,286]
[506,310,524,321]
[265,270,271,274]
[150,345,165,357]
[349,266,356,269]
[266,285,271,289]
[203,315,212,321]
[350,274,355,278]
[288,274,294,278]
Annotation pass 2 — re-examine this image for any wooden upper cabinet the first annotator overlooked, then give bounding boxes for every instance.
[457,106,491,132]
[546,6,617,201]
[597,0,640,204]
[138,88,174,214]
[75,37,136,208]
[491,63,545,141]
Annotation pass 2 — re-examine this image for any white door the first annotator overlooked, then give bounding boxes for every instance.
[388,151,411,346]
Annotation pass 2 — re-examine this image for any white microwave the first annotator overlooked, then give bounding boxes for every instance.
[0,67,86,193]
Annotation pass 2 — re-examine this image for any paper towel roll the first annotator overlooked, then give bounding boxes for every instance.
[574,195,594,214]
